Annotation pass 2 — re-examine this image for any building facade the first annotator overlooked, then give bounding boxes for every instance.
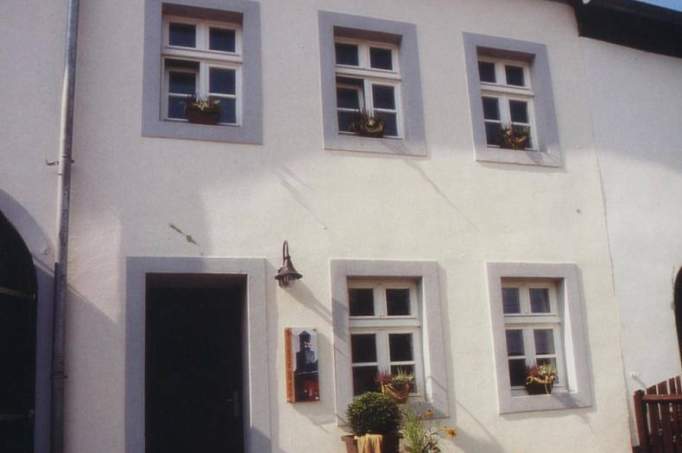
[1,0,680,452]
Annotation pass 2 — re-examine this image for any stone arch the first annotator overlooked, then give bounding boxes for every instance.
[0,191,54,453]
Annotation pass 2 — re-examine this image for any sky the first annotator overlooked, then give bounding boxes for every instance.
[638,0,682,11]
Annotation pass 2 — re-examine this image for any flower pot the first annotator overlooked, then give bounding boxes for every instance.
[351,117,385,138]
[340,434,399,453]
[525,381,553,395]
[381,383,410,404]
[186,108,220,125]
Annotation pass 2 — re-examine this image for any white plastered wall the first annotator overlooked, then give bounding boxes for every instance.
[1,0,632,451]
[581,37,682,443]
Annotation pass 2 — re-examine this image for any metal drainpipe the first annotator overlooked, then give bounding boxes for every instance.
[53,0,80,451]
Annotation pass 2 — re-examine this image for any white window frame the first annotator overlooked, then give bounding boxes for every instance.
[162,16,243,126]
[331,260,449,424]
[478,57,538,151]
[348,279,426,398]
[334,37,403,138]
[486,262,593,414]
[502,279,568,395]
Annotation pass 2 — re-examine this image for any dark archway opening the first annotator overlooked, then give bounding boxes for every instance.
[0,210,37,452]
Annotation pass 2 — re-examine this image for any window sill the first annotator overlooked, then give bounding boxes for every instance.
[142,116,261,145]
[325,133,426,157]
[500,389,592,414]
[476,146,561,168]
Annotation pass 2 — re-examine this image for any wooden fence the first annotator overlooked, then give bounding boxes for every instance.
[634,377,682,452]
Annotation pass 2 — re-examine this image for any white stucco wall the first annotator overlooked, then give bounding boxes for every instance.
[0,0,64,255]
[2,0,638,451]
[582,37,682,441]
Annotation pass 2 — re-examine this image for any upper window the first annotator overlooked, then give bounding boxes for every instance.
[478,58,537,151]
[142,1,262,145]
[163,16,242,126]
[463,33,561,167]
[348,279,424,397]
[319,12,426,156]
[334,39,402,138]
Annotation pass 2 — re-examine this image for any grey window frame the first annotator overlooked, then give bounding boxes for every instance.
[142,0,262,144]
[319,12,426,157]
[463,33,561,167]
[331,259,449,423]
[486,262,593,414]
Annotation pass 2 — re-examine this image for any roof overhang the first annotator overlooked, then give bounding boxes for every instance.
[562,0,682,58]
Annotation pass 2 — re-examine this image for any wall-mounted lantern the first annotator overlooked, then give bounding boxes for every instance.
[275,241,302,288]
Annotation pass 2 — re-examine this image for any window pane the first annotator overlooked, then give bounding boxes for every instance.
[389,333,413,362]
[370,47,393,70]
[351,334,377,363]
[530,288,550,313]
[353,366,379,395]
[505,330,524,357]
[374,111,398,137]
[209,68,235,95]
[386,288,410,316]
[338,111,358,132]
[482,97,500,120]
[335,42,359,66]
[169,71,196,95]
[168,96,188,119]
[509,100,529,123]
[390,365,416,392]
[372,85,395,110]
[349,288,374,316]
[209,28,236,52]
[534,329,555,355]
[485,121,502,146]
[502,288,520,314]
[508,359,527,386]
[169,23,196,47]
[210,97,236,124]
[478,61,496,83]
[337,88,361,109]
[505,65,525,86]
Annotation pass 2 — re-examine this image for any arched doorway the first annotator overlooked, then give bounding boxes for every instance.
[0,211,37,452]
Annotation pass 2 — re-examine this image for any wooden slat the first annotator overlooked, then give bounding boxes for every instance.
[644,395,682,403]
[649,386,663,453]
[636,389,651,451]
[659,382,674,452]
[668,379,682,453]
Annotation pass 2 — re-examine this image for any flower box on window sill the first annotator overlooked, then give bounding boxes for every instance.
[525,382,554,395]
[186,108,220,125]
[350,113,385,138]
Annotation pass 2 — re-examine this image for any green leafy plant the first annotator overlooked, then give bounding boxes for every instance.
[401,408,456,453]
[346,392,401,435]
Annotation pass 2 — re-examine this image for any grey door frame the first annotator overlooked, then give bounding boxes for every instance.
[126,257,271,453]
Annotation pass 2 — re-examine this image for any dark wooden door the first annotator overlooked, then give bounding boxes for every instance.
[146,285,245,453]
[0,213,37,453]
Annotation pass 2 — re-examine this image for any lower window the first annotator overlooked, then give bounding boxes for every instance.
[502,280,567,394]
[348,279,424,397]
